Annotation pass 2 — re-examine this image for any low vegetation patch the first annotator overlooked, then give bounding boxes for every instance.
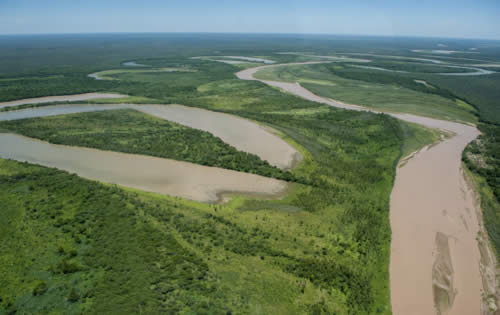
[254,63,478,123]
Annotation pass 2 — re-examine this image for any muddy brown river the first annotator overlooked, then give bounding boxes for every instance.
[0,102,299,203]
[0,133,286,203]
[237,63,490,315]
[0,104,299,169]
[0,93,126,109]
[0,62,491,312]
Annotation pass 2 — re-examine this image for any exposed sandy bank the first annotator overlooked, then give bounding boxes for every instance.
[433,232,456,315]
[238,62,486,315]
[0,133,287,203]
[0,93,126,109]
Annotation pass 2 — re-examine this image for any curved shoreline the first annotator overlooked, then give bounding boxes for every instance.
[0,103,299,169]
[0,101,300,203]
[0,133,287,203]
[0,62,491,312]
[279,52,495,76]
[0,93,127,109]
[237,63,487,315]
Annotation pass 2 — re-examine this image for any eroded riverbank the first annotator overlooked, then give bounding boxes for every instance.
[237,63,488,315]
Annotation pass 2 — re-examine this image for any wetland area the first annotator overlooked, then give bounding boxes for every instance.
[1,34,499,315]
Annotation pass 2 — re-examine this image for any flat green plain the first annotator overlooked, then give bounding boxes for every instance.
[254,63,478,123]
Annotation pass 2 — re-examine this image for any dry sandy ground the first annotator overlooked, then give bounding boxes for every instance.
[0,133,287,203]
[0,103,300,169]
[238,63,493,315]
[0,93,126,109]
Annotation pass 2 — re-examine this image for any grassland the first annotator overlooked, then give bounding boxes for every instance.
[254,63,478,123]
[349,60,475,73]
[423,74,500,125]
[398,121,443,158]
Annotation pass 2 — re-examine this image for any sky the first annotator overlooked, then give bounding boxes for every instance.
[1,0,499,40]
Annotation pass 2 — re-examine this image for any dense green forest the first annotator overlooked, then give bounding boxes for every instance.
[1,105,418,313]
[290,57,500,258]
[0,34,498,314]
[0,109,295,181]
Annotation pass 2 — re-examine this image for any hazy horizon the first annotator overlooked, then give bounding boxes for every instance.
[1,0,499,40]
[1,32,500,42]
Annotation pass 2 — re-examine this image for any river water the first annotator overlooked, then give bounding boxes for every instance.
[237,63,486,315]
[0,133,287,203]
[0,102,300,203]
[0,103,299,169]
[0,93,126,109]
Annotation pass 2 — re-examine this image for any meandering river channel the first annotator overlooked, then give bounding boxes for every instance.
[237,63,490,315]
[0,60,493,313]
[0,103,299,202]
[0,93,126,109]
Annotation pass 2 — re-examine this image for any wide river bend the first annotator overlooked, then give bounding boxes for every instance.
[0,103,300,203]
[237,63,488,315]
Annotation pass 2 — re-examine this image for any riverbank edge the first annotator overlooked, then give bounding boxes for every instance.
[464,166,500,314]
